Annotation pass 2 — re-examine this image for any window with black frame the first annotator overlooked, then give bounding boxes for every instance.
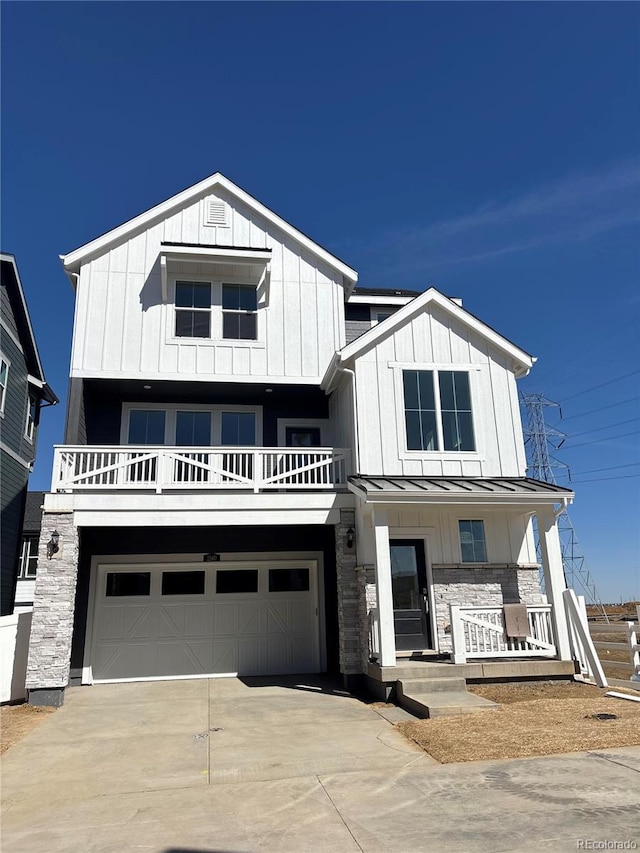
[222,284,257,340]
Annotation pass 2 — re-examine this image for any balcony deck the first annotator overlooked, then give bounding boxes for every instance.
[51,446,351,494]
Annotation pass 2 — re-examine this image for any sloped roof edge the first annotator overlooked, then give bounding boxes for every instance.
[60,173,358,287]
[323,288,534,388]
[0,254,58,404]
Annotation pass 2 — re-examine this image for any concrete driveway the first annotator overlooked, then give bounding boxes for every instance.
[1,676,639,852]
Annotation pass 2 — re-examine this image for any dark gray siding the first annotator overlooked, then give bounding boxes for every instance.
[345,320,371,344]
[1,452,29,614]
[0,330,36,462]
[64,377,87,445]
[1,282,19,339]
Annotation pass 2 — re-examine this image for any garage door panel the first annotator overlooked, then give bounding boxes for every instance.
[92,562,320,682]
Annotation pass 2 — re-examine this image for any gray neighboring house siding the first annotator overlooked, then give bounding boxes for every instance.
[0,255,57,615]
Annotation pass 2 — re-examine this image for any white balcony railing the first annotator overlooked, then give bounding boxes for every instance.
[51,446,351,494]
[449,604,556,664]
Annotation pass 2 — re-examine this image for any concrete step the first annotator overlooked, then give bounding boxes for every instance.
[372,663,465,680]
[397,685,499,720]
[399,677,468,694]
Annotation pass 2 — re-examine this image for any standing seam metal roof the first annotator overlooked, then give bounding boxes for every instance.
[348,476,574,496]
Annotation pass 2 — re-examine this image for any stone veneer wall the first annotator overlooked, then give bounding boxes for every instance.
[432,564,544,653]
[334,508,369,676]
[25,512,79,697]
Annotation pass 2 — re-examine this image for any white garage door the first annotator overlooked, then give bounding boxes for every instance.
[90,561,320,682]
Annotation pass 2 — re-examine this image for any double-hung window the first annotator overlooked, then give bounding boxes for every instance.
[19,536,39,578]
[175,281,211,338]
[222,284,257,340]
[403,370,475,452]
[0,357,9,415]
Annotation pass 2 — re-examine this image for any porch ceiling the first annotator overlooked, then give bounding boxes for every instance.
[348,476,574,505]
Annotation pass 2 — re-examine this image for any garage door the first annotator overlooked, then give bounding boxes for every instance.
[90,561,320,682]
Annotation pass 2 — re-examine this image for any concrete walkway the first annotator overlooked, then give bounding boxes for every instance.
[1,677,639,852]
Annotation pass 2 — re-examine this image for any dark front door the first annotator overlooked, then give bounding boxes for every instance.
[390,540,431,651]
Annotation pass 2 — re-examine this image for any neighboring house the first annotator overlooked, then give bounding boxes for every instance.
[0,255,57,617]
[14,491,46,612]
[25,174,575,706]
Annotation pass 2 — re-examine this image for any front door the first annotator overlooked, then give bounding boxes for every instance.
[390,540,431,651]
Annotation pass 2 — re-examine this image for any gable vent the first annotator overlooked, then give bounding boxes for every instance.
[204,198,229,227]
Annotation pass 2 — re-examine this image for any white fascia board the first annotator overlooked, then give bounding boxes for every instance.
[162,245,272,265]
[348,294,415,306]
[0,253,46,382]
[69,368,323,385]
[338,287,535,377]
[347,484,574,506]
[60,173,358,288]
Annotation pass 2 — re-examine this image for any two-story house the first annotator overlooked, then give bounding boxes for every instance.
[25,175,575,707]
[1,255,57,617]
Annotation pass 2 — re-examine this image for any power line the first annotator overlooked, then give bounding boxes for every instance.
[560,429,640,450]
[562,396,640,421]
[572,474,640,484]
[520,393,608,619]
[559,369,640,404]
[560,416,640,442]
[572,462,640,476]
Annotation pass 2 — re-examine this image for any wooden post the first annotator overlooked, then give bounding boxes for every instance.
[373,509,396,668]
[537,506,572,660]
[563,589,608,687]
[449,605,467,664]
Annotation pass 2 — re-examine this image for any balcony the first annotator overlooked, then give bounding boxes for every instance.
[51,446,351,494]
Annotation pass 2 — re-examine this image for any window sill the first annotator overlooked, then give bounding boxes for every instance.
[167,337,266,349]
[398,450,483,461]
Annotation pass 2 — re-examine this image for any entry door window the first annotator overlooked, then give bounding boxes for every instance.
[390,540,431,651]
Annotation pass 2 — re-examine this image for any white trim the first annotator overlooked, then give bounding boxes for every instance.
[332,288,535,381]
[0,254,47,382]
[60,173,358,287]
[69,368,323,385]
[348,294,415,306]
[276,418,331,447]
[0,352,10,417]
[347,482,573,508]
[84,555,323,685]
[0,441,32,469]
[120,402,263,445]
[162,245,271,264]
[0,320,22,351]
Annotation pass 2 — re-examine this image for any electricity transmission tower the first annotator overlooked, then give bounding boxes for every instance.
[520,393,609,621]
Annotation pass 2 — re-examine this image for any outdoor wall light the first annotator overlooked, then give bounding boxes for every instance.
[346,527,354,549]
[47,530,60,560]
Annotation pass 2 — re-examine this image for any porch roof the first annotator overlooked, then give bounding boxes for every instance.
[348,476,574,505]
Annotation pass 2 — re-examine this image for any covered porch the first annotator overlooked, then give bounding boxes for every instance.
[349,476,575,672]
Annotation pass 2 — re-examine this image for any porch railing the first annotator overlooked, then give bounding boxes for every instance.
[449,604,556,664]
[51,446,351,494]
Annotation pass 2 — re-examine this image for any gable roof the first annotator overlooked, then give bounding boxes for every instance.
[0,254,58,404]
[60,173,358,289]
[322,287,535,389]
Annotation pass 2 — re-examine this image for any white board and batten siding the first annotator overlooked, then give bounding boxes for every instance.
[71,187,346,384]
[353,305,528,478]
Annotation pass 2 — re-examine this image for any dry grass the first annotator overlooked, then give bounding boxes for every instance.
[397,681,640,764]
[0,703,56,754]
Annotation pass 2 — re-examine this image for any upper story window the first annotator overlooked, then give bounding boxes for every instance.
[123,405,260,447]
[458,520,487,562]
[403,370,475,452]
[0,356,9,416]
[222,284,257,340]
[175,281,211,338]
[25,395,37,442]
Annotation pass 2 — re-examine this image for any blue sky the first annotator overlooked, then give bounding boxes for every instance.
[2,2,638,602]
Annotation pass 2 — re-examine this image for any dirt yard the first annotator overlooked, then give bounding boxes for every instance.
[397,680,640,764]
[1,703,56,754]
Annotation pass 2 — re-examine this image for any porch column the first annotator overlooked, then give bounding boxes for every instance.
[25,511,79,706]
[537,506,572,661]
[373,509,396,667]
